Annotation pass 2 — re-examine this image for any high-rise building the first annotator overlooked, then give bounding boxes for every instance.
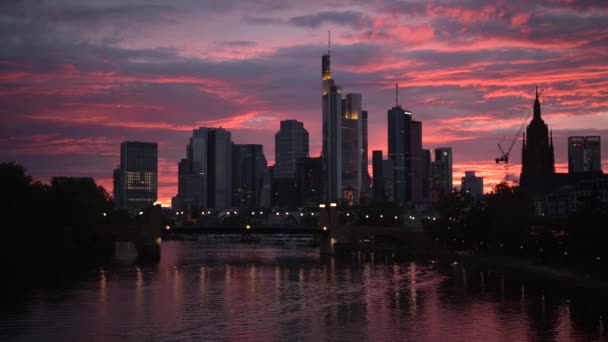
[176,158,204,209]
[273,120,309,209]
[296,156,322,207]
[434,147,453,195]
[115,141,158,213]
[232,144,267,209]
[421,149,432,201]
[520,87,555,195]
[410,120,424,202]
[174,127,232,211]
[322,40,343,202]
[382,159,395,202]
[461,171,483,199]
[274,120,309,179]
[372,150,385,201]
[260,167,272,209]
[431,160,448,202]
[568,136,602,173]
[387,84,423,204]
[342,93,362,205]
[361,110,372,199]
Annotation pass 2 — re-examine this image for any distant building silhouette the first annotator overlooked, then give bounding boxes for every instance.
[372,150,385,201]
[342,93,362,205]
[321,40,343,202]
[433,147,453,197]
[461,171,483,199]
[272,120,309,209]
[173,127,232,211]
[382,159,395,202]
[232,144,267,209]
[361,110,372,200]
[520,87,555,196]
[274,120,309,179]
[421,149,432,201]
[114,141,157,213]
[387,84,424,204]
[296,156,322,207]
[568,136,601,174]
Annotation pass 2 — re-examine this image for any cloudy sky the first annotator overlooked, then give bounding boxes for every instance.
[1,0,607,205]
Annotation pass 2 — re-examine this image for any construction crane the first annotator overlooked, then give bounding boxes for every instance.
[495,88,543,183]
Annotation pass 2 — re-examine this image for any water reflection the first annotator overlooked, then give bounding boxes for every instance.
[0,241,607,341]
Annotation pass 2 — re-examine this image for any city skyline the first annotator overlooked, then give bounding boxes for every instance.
[1,1,607,206]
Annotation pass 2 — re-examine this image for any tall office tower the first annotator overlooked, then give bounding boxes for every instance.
[382,159,395,202]
[361,110,372,198]
[421,149,432,201]
[176,158,204,210]
[372,150,385,201]
[387,83,423,204]
[175,127,232,211]
[342,93,362,205]
[322,37,343,202]
[232,144,267,209]
[568,136,602,173]
[274,120,309,179]
[116,141,158,213]
[296,156,323,207]
[431,160,448,202]
[273,120,308,209]
[410,120,424,202]
[260,167,272,209]
[520,87,555,195]
[434,147,453,195]
[461,171,484,199]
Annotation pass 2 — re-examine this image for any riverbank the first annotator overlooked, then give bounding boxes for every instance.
[454,251,608,294]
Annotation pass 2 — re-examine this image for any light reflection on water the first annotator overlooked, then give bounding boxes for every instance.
[1,240,607,341]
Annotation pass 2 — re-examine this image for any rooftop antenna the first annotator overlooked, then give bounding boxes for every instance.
[328,29,331,55]
[396,83,399,107]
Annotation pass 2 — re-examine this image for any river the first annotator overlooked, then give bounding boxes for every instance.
[1,240,607,341]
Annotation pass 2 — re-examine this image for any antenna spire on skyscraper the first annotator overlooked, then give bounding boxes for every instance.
[328,29,331,55]
[396,83,399,107]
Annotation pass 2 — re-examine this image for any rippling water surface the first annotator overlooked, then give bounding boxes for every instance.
[2,241,608,341]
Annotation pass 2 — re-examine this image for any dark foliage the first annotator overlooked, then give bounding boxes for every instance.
[0,162,116,278]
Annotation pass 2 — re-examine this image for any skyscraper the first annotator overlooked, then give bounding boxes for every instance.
[568,136,602,173]
[232,144,267,209]
[410,120,424,202]
[274,120,309,179]
[322,38,343,202]
[296,156,322,207]
[461,171,483,199]
[361,110,372,199]
[434,147,453,195]
[372,150,385,201]
[520,87,555,195]
[387,84,423,204]
[174,127,232,211]
[115,141,158,213]
[421,149,432,201]
[342,93,362,205]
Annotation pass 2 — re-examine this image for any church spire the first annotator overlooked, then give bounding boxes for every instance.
[533,86,542,120]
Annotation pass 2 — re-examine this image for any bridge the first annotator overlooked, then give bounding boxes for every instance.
[95,205,162,261]
[318,205,433,256]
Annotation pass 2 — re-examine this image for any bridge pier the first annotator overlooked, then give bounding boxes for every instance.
[134,238,161,262]
[319,233,333,255]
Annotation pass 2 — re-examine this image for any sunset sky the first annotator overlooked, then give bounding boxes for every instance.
[1,0,607,206]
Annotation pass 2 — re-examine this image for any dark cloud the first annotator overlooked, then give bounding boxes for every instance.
[242,16,284,25]
[287,11,372,29]
[216,40,258,47]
